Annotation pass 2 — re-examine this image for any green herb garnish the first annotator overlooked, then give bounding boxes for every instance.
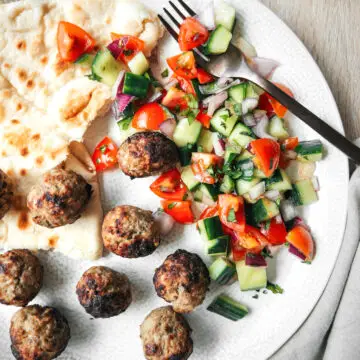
[168,202,177,210]
[161,68,169,78]
[227,208,237,223]
[86,73,101,81]
[182,193,189,200]
[261,247,273,258]
[302,260,312,264]
[99,145,107,153]
[266,282,284,294]
[197,145,204,152]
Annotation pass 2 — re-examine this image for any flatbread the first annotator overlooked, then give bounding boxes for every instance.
[0,0,163,259]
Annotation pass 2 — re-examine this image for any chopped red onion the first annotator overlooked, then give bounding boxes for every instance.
[311,176,320,191]
[164,78,178,91]
[214,79,241,94]
[218,77,233,87]
[265,189,280,201]
[196,4,215,30]
[111,70,125,98]
[112,94,134,120]
[245,253,267,267]
[293,217,311,232]
[213,134,225,156]
[147,88,164,103]
[280,200,296,221]
[289,244,306,260]
[243,113,256,127]
[242,98,259,114]
[249,57,280,79]
[159,118,176,139]
[274,214,283,224]
[205,91,228,116]
[253,109,267,122]
[107,39,124,59]
[249,181,265,200]
[252,115,276,140]
[153,210,175,235]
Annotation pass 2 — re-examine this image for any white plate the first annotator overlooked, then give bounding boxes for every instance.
[0,0,348,359]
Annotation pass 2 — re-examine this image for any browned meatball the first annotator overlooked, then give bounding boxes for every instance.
[0,249,43,307]
[76,266,132,318]
[140,306,193,360]
[153,250,210,313]
[10,305,70,360]
[117,132,179,178]
[0,169,13,220]
[27,167,92,228]
[102,205,160,258]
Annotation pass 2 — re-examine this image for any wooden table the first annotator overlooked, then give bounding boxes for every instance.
[262,0,360,139]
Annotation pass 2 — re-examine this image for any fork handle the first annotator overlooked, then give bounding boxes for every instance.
[248,74,360,164]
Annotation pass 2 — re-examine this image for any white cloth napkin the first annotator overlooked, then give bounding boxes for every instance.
[271,164,360,360]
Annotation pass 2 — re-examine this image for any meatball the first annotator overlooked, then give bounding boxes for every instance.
[153,249,210,313]
[117,132,179,178]
[0,169,13,220]
[140,306,193,360]
[0,249,43,307]
[102,205,160,258]
[76,266,132,318]
[27,167,92,228]
[10,305,70,360]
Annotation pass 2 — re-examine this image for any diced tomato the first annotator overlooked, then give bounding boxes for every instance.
[167,51,198,80]
[161,200,194,224]
[268,83,294,118]
[172,74,196,96]
[218,194,245,233]
[197,68,214,84]
[161,87,188,111]
[257,93,274,117]
[199,205,219,220]
[150,169,188,201]
[110,33,144,63]
[251,139,280,177]
[263,218,287,245]
[282,137,299,151]
[196,109,211,128]
[234,225,268,253]
[286,225,314,261]
[230,237,247,262]
[57,21,95,62]
[191,153,224,184]
[178,17,209,51]
[132,103,167,130]
[92,136,118,172]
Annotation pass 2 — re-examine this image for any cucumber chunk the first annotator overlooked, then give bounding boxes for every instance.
[228,83,247,104]
[236,260,267,291]
[197,129,214,153]
[291,179,318,206]
[228,122,256,147]
[75,53,94,66]
[198,216,224,241]
[204,25,232,55]
[127,51,149,75]
[91,49,125,86]
[191,79,204,100]
[199,183,219,202]
[214,0,236,32]
[251,198,279,223]
[207,235,229,257]
[237,149,253,161]
[268,115,289,140]
[209,257,236,285]
[236,178,260,196]
[210,108,238,137]
[295,140,323,162]
[224,145,242,164]
[220,174,235,194]
[207,294,249,321]
[265,169,292,191]
[246,82,260,100]
[178,145,195,166]
[181,166,200,191]
[173,119,202,148]
[122,72,150,98]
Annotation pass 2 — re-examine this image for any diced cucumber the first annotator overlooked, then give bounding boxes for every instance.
[210,108,238,137]
[251,198,280,223]
[236,178,260,196]
[220,174,235,194]
[200,183,219,202]
[199,80,223,95]
[224,145,242,164]
[265,169,292,191]
[291,179,318,206]
[127,51,149,75]
[214,0,236,32]
[207,235,229,257]
[191,79,204,100]
[268,115,289,140]
[193,188,203,202]
[228,83,247,104]
[197,129,214,153]
[181,166,200,191]
[91,49,125,86]
[237,149,253,161]
[204,25,232,55]
[117,118,137,143]
[236,260,267,291]
[295,140,323,162]
[207,294,248,321]
[225,99,242,116]
[209,257,236,285]
[178,145,195,166]
[198,216,224,241]
[75,53,94,66]
[246,82,260,100]
[173,119,203,148]
[253,168,267,179]
[122,72,150,98]
[228,122,256,147]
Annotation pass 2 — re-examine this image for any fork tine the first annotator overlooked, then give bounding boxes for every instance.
[178,0,197,17]
[169,1,186,20]
[158,14,179,41]
[163,8,181,28]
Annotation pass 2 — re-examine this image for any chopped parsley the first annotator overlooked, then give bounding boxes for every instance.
[197,145,204,152]
[96,158,101,164]
[227,208,237,223]
[269,158,274,170]
[123,49,134,56]
[168,202,177,210]
[302,260,312,264]
[182,193,189,200]
[86,73,101,81]
[266,282,284,294]
[261,247,273,258]
[284,242,290,247]
[161,68,169,78]
[207,165,215,176]
[99,145,107,153]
